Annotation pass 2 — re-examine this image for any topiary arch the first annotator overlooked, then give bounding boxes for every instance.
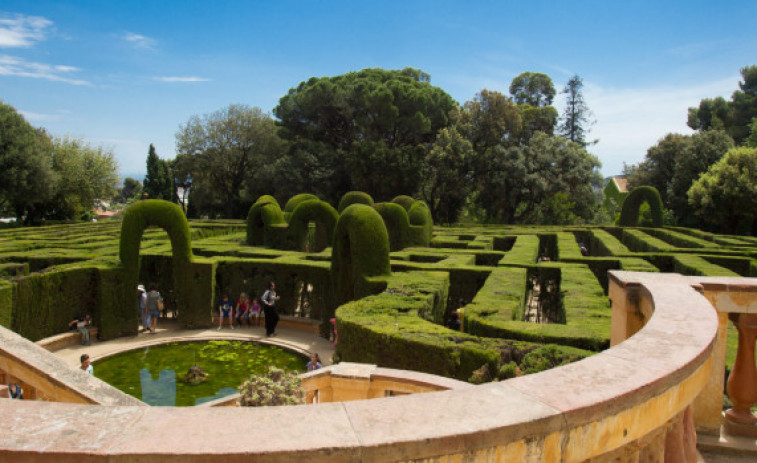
[338,191,374,213]
[331,204,391,306]
[287,199,339,252]
[618,186,664,227]
[119,200,194,333]
[246,196,287,246]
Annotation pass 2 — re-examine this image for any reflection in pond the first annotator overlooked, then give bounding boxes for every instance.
[94,340,307,406]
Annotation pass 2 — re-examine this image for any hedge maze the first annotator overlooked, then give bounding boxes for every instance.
[1,192,753,382]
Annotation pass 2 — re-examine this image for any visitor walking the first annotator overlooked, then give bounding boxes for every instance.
[80,353,93,375]
[218,294,234,329]
[138,285,149,333]
[261,281,280,337]
[145,284,163,333]
[235,292,250,327]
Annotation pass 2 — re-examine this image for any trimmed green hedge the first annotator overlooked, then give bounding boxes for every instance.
[391,195,416,211]
[118,200,197,336]
[331,204,391,306]
[619,186,664,227]
[283,193,319,215]
[287,199,339,252]
[407,201,434,247]
[246,198,287,246]
[338,191,374,213]
[373,202,413,251]
[673,255,740,277]
[336,271,592,381]
[0,280,12,329]
[499,235,539,265]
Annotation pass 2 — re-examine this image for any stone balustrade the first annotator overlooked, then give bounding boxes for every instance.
[0,271,730,461]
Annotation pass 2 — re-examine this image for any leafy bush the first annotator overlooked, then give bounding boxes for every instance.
[238,367,304,407]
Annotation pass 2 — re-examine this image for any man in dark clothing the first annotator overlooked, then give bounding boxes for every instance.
[261,281,280,336]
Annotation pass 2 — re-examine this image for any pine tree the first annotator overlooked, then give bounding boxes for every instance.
[558,75,595,147]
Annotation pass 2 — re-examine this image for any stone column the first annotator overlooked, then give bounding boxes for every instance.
[724,313,757,437]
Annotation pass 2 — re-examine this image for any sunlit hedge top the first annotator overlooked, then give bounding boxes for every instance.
[119,200,192,270]
[338,191,374,213]
[619,186,664,228]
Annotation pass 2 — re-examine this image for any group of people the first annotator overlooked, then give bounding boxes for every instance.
[137,283,163,334]
[218,281,280,337]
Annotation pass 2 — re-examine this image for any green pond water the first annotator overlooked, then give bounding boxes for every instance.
[93,340,307,406]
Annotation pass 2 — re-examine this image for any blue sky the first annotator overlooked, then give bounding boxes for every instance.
[2,1,756,179]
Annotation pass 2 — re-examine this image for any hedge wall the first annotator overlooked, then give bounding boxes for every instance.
[12,265,98,341]
[336,271,592,381]
[0,280,12,329]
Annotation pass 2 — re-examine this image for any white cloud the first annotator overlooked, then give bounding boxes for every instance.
[580,76,739,176]
[0,13,52,48]
[18,109,72,123]
[123,32,156,50]
[152,76,211,83]
[0,54,90,85]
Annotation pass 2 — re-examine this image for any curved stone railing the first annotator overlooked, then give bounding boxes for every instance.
[0,271,720,461]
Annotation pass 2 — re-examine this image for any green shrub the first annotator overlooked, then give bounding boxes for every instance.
[338,191,374,213]
[238,367,304,407]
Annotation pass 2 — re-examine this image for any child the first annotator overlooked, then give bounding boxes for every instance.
[218,294,234,329]
[249,297,262,327]
[80,354,93,375]
[235,292,250,327]
[68,314,91,345]
[307,353,322,371]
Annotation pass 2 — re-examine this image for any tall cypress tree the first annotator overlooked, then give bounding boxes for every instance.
[143,144,162,199]
[143,144,175,201]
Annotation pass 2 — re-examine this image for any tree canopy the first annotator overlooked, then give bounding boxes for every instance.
[176,105,287,218]
[273,67,456,203]
[688,147,757,235]
[628,130,733,226]
[688,66,757,145]
[509,72,556,107]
